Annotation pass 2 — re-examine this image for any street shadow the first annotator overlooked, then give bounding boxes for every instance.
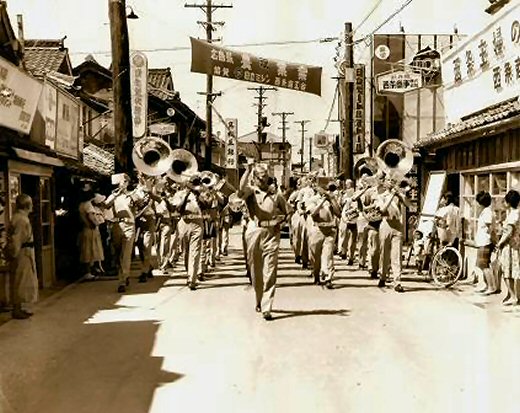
[270,308,351,321]
[328,283,380,290]
[196,281,251,290]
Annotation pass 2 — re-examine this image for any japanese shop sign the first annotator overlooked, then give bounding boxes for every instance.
[314,132,328,148]
[376,69,422,94]
[225,118,238,169]
[441,2,520,123]
[55,88,79,159]
[40,80,58,149]
[0,56,42,134]
[190,37,322,96]
[131,52,148,138]
[353,64,366,154]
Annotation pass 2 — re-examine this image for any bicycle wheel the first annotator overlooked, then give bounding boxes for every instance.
[430,246,463,288]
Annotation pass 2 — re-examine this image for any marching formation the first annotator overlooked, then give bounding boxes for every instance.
[8,136,519,322]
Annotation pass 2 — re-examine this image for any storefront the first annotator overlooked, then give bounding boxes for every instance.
[416,1,520,276]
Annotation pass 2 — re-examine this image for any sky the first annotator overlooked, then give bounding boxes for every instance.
[5,0,492,163]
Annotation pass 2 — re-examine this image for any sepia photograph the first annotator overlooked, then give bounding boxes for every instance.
[0,0,519,412]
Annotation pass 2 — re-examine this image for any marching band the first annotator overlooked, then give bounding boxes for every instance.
[94,137,420,320]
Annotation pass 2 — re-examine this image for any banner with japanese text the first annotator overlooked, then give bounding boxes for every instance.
[441,2,520,122]
[0,55,42,134]
[353,64,366,154]
[190,37,322,96]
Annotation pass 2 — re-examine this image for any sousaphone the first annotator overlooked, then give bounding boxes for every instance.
[376,139,414,178]
[133,136,174,176]
[167,148,199,184]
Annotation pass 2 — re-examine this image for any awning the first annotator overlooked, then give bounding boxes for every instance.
[13,147,64,167]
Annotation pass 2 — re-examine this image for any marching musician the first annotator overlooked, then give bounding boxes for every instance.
[155,181,174,272]
[239,161,288,320]
[170,174,204,290]
[377,174,413,292]
[134,174,161,283]
[104,173,135,293]
[292,176,315,269]
[360,174,384,280]
[306,181,341,288]
[337,179,358,265]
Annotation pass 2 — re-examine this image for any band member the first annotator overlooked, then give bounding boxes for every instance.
[171,175,205,290]
[356,177,370,270]
[104,173,135,293]
[337,179,358,265]
[239,161,288,320]
[359,175,383,279]
[8,194,38,319]
[377,175,413,291]
[156,183,174,272]
[199,186,219,276]
[134,175,160,283]
[291,176,314,268]
[306,181,341,288]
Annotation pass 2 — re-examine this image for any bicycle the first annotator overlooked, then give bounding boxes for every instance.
[411,221,464,288]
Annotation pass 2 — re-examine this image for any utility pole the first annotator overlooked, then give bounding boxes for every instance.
[185,0,232,170]
[294,120,310,173]
[308,136,313,172]
[339,22,354,180]
[272,111,294,187]
[109,0,134,175]
[248,86,277,145]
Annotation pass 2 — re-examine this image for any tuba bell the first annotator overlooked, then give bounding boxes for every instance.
[375,139,414,178]
[355,156,379,179]
[199,170,218,189]
[133,136,174,176]
[167,148,199,184]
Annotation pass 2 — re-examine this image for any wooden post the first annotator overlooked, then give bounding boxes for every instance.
[108,0,134,175]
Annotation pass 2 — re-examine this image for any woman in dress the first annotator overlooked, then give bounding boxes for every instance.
[495,190,520,306]
[8,194,38,319]
[78,191,105,280]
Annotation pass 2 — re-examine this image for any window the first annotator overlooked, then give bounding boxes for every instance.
[62,104,70,121]
[461,170,520,240]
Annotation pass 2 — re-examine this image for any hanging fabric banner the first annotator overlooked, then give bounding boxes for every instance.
[190,37,322,96]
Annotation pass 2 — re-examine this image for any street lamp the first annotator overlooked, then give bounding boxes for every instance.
[126,6,139,19]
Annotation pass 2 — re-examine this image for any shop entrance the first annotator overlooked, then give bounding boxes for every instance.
[8,163,55,288]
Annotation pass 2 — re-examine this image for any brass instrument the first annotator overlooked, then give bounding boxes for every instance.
[376,139,413,178]
[375,139,414,194]
[167,148,199,184]
[199,170,219,189]
[355,157,379,179]
[363,204,383,222]
[132,136,174,176]
[227,192,244,213]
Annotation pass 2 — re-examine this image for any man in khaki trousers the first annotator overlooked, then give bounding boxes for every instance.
[239,161,288,321]
[171,177,204,290]
[105,173,135,293]
[306,183,341,288]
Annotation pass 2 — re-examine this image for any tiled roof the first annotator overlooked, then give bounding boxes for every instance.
[83,144,114,176]
[238,131,284,143]
[24,39,71,78]
[148,68,176,100]
[416,98,520,148]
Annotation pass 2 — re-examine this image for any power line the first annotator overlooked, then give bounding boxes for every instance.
[354,0,384,33]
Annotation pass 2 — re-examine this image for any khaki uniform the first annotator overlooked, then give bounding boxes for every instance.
[379,191,404,283]
[337,192,358,262]
[242,187,288,314]
[172,189,204,286]
[361,188,383,275]
[110,192,136,287]
[306,193,338,283]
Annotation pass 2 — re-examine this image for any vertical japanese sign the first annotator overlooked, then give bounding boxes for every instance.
[40,80,57,149]
[0,171,6,268]
[225,118,238,169]
[131,51,148,138]
[55,88,80,159]
[190,37,322,95]
[353,64,366,154]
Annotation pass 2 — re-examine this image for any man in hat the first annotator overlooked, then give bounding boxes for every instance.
[306,181,341,288]
[104,173,136,293]
[239,161,288,320]
[338,179,359,265]
[171,174,205,290]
